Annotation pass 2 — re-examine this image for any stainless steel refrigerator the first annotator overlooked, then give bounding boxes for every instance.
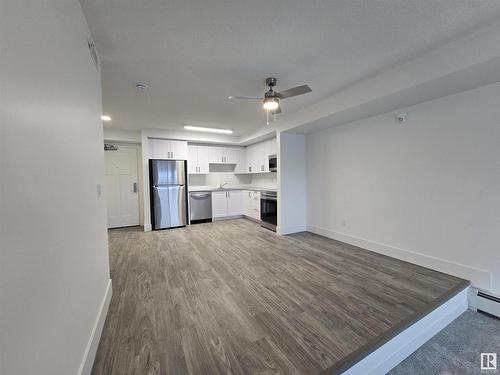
[149,159,187,230]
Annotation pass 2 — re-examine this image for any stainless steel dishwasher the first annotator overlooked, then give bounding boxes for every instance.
[189,192,212,224]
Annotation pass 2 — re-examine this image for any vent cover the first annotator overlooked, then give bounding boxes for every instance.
[88,40,99,71]
[469,288,500,318]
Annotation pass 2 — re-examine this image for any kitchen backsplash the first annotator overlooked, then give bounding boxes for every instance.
[188,164,277,189]
[250,173,277,189]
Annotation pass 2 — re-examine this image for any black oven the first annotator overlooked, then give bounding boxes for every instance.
[260,191,277,231]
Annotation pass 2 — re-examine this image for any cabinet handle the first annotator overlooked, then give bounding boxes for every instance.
[133,182,138,193]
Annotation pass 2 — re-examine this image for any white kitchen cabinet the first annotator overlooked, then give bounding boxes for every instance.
[187,144,209,174]
[243,190,260,220]
[211,190,244,219]
[244,138,277,173]
[209,146,225,164]
[245,143,257,173]
[211,191,228,219]
[171,140,188,159]
[227,190,243,216]
[148,138,188,160]
[267,137,277,156]
[208,145,245,169]
[232,147,246,173]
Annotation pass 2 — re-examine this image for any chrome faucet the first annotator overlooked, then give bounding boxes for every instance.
[219,182,228,189]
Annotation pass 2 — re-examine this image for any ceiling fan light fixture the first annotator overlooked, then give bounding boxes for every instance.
[263,97,279,111]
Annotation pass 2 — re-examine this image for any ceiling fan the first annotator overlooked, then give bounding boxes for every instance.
[228,77,312,124]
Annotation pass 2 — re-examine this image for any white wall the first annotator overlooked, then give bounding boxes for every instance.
[278,133,307,235]
[103,128,141,143]
[0,1,111,374]
[306,83,500,294]
[250,173,277,190]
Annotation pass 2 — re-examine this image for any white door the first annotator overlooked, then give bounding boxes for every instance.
[211,191,228,218]
[104,145,140,228]
[227,190,244,216]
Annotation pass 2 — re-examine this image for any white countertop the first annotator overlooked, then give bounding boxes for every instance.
[189,185,277,193]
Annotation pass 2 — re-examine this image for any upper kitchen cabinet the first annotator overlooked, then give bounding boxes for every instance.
[148,138,188,160]
[243,137,277,173]
[187,144,209,174]
[208,145,245,167]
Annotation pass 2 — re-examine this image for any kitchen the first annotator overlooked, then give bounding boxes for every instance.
[144,135,278,232]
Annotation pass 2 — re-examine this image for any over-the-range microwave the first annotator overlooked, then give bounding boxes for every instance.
[268,154,277,172]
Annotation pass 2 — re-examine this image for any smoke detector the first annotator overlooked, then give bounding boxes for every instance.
[397,112,407,124]
[135,82,150,91]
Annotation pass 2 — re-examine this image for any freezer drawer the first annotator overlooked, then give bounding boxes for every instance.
[152,185,187,229]
[190,192,212,223]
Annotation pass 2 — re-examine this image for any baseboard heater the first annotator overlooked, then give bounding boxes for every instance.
[469,288,500,318]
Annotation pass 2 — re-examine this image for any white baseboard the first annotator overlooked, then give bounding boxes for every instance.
[278,224,307,235]
[307,225,491,291]
[78,279,112,375]
[342,288,469,375]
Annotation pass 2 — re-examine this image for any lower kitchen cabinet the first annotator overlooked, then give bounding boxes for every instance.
[211,190,243,219]
[244,190,260,220]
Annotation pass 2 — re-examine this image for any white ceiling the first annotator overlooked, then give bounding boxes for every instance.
[81,0,500,135]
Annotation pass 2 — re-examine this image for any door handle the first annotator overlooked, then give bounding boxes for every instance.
[133,182,138,193]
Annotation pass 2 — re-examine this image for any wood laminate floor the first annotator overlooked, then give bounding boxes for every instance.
[91,219,468,375]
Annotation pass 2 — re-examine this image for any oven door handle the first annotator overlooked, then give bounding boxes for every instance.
[261,196,277,201]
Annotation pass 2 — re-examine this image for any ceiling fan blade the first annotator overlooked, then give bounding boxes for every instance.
[277,84,311,99]
[227,95,263,100]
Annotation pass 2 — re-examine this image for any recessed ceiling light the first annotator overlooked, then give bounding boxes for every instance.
[101,115,112,122]
[184,125,233,134]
